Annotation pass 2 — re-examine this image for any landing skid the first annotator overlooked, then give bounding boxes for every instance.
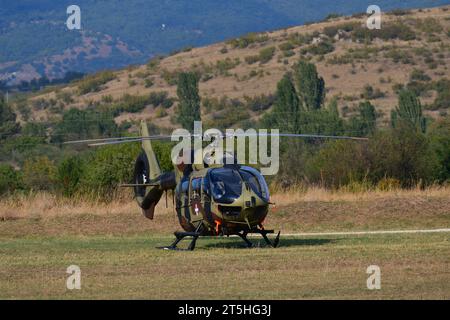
[159,224,203,251]
[159,226,281,251]
[238,229,281,248]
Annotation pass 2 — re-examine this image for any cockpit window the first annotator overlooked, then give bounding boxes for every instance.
[208,168,242,204]
[240,166,270,201]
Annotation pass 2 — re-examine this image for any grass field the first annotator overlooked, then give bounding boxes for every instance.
[0,188,449,299]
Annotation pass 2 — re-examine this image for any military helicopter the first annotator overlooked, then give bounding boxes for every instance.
[66,121,367,250]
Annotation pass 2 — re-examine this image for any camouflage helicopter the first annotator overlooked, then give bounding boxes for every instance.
[66,121,367,250]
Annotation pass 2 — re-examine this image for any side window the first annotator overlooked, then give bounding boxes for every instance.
[190,178,202,198]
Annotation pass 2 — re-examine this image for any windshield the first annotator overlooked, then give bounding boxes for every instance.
[240,166,270,202]
[208,168,242,204]
[206,166,270,204]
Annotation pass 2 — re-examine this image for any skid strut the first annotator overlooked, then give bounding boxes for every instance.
[160,223,203,251]
[238,229,281,248]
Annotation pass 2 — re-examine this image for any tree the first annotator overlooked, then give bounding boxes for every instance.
[176,72,201,131]
[428,116,450,182]
[262,74,301,133]
[0,164,23,195]
[294,60,325,111]
[0,93,20,140]
[348,101,377,136]
[57,156,85,197]
[391,89,426,133]
[51,108,118,143]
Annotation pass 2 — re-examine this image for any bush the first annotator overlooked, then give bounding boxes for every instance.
[245,55,260,65]
[410,69,431,82]
[353,22,416,42]
[57,156,85,197]
[148,91,171,108]
[361,85,385,100]
[23,156,57,191]
[427,116,450,182]
[306,140,367,188]
[367,125,439,186]
[226,32,269,49]
[304,41,335,55]
[432,79,450,110]
[51,108,118,143]
[244,94,275,112]
[79,144,139,195]
[0,164,23,195]
[78,71,116,95]
[144,78,154,88]
[259,47,276,64]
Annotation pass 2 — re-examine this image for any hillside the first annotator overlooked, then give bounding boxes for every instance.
[19,6,450,132]
[1,0,448,86]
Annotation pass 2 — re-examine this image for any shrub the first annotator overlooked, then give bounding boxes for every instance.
[113,94,151,114]
[432,79,450,110]
[79,144,139,195]
[0,94,20,140]
[23,156,57,191]
[367,125,439,186]
[78,71,115,95]
[302,41,335,56]
[144,78,154,88]
[410,69,431,82]
[226,32,269,49]
[361,85,385,100]
[57,156,85,197]
[279,42,295,51]
[259,47,276,64]
[0,164,23,195]
[376,177,401,191]
[51,108,118,143]
[149,91,170,107]
[215,57,240,74]
[306,140,367,188]
[244,94,275,112]
[427,116,450,182]
[245,55,260,65]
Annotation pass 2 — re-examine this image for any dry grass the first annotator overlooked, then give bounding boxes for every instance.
[1,186,448,220]
[0,187,448,299]
[271,185,450,205]
[0,187,448,238]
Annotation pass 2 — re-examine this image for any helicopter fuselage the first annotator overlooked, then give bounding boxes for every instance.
[174,165,270,236]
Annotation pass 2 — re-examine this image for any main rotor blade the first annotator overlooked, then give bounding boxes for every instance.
[64,132,368,147]
[227,132,369,141]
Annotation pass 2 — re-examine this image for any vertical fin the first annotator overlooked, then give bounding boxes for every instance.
[140,120,161,179]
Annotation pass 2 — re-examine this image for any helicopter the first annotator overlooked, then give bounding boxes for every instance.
[66,121,367,251]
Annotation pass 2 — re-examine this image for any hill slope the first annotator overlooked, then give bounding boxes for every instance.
[1,0,449,85]
[21,6,450,131]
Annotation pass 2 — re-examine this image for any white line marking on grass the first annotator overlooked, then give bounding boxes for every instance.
[260,228,450,237]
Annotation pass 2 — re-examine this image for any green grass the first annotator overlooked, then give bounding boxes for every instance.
[1,233,449,299]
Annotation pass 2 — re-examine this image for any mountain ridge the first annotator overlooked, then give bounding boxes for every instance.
[1,0,449,85]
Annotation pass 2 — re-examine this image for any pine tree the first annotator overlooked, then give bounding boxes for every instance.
[270,74,301,133]
[294,60,325,111]
[391,89,426,133]
[0,93,20,140]
[176,72,201,131]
